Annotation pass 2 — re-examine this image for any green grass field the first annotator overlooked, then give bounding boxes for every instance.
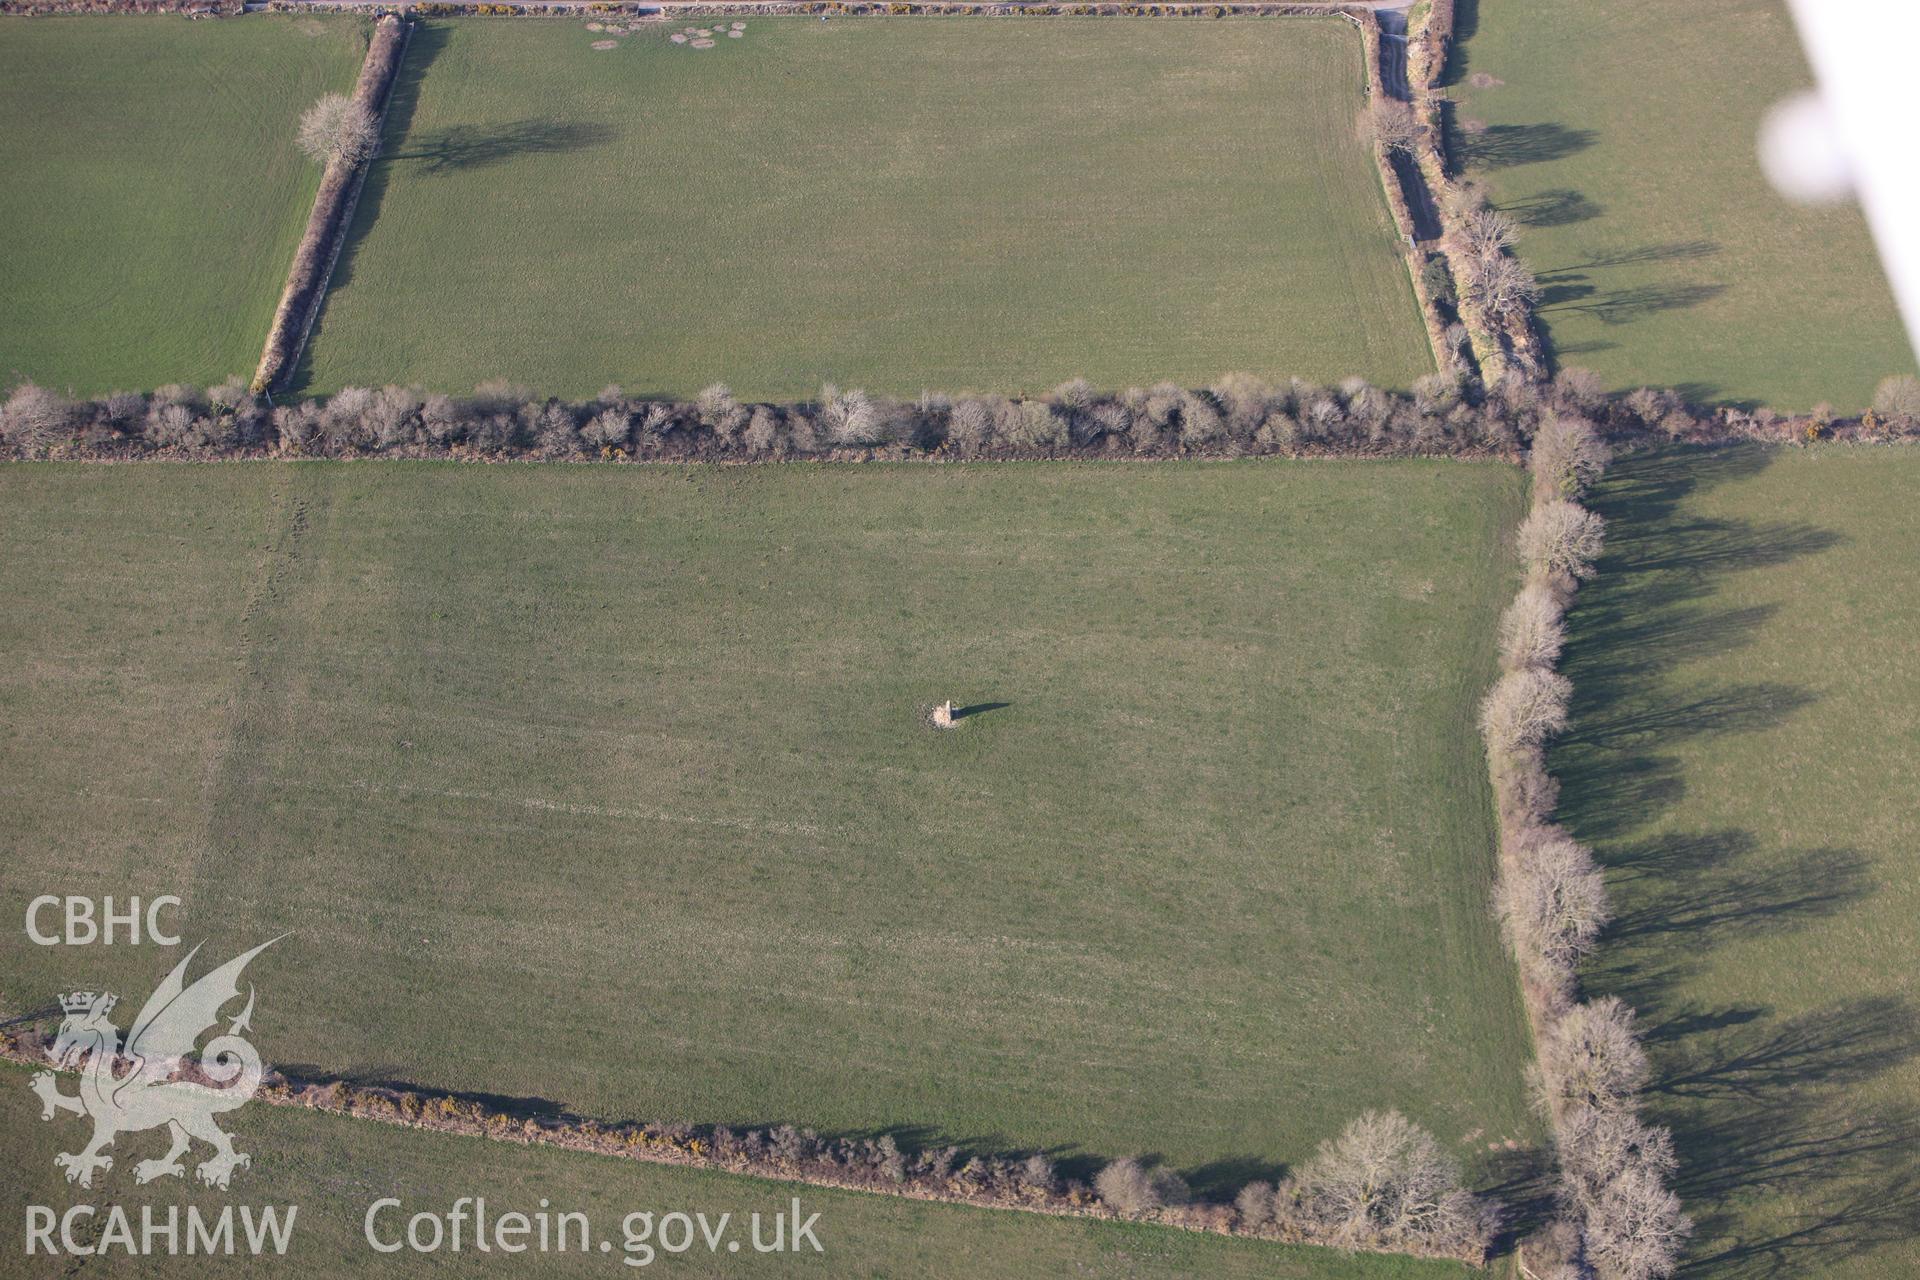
[1553,446,1920,1278]
[1452,0,1916,410]
[297,17,1433,400]
[0,17,368,396]
[0,1067,1469,1279]
[0,460,1535,1190]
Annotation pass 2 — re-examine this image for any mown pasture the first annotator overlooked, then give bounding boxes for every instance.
[0,17,367,395]
[1453,0,1915,409]
[1554,446,1920,1279]
[0,460,1536,1188]
[299,17,1434,399]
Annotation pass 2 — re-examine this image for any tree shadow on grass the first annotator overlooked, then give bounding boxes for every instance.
[395,119,613,175]
[1440,0,1479,87]
[1503,188,1605,228]
[1544,282,1728,328]
[1553,240,1721,274]
[1549,449,1917,1276]
[1459,122,1598,169]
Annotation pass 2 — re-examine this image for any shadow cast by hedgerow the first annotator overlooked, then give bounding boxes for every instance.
[1549,448,1916,1276]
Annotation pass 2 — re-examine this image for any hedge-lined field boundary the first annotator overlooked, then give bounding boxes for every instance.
[1354,9,1477,385]
[1479,416,1690,1280]
[0,1,1385,16]
[1401,0,1544,387]
[0,1029,1494,1266]
[5,371,1917,464]
[251,14,410,394]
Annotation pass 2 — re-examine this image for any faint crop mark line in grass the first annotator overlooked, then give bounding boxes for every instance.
[181,469,321,928]
[276,775,826,838]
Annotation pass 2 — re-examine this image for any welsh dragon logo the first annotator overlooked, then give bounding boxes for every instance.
[32,938,282,1190]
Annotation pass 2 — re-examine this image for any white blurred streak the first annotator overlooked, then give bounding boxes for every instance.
[1778,0,1920,363]
[1759,92,1851,203]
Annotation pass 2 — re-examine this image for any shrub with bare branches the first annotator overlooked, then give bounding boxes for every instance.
[820,384,885,446]
[1094,1157,1189,1216]
[696,382,747,442]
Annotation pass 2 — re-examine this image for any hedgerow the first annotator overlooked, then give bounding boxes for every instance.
[7,368,1913,464]
[1480,413,1694,1280]
[0,1026,1493,1266]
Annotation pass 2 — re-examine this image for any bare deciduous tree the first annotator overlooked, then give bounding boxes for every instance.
[1284,1111,1490,1254]
[1872,374,1920,426]
[1464,255,1540,321]
[1498,578,1568,671]
[297,93,379,168]
[1530,413,1611,498]
[1458,207,1517,268]
[1481,667,1573,755]
[1559,1104,1677,1208]
[1369,98,1419,155]
[1500,830,1612,968]
[1538,997,1650,1115]
[1583,1161,1692,1280]
[1517,500,1607,579]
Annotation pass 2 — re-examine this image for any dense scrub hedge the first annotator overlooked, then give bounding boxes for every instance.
[0,0,239,12]
[5,371,1914,464]
[250,2,1384,16]
[253,15,409,394]
[0,1028,1490,1264]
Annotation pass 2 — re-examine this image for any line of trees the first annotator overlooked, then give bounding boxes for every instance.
[1479,414,1692,1280]
[7,370,1917,464]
